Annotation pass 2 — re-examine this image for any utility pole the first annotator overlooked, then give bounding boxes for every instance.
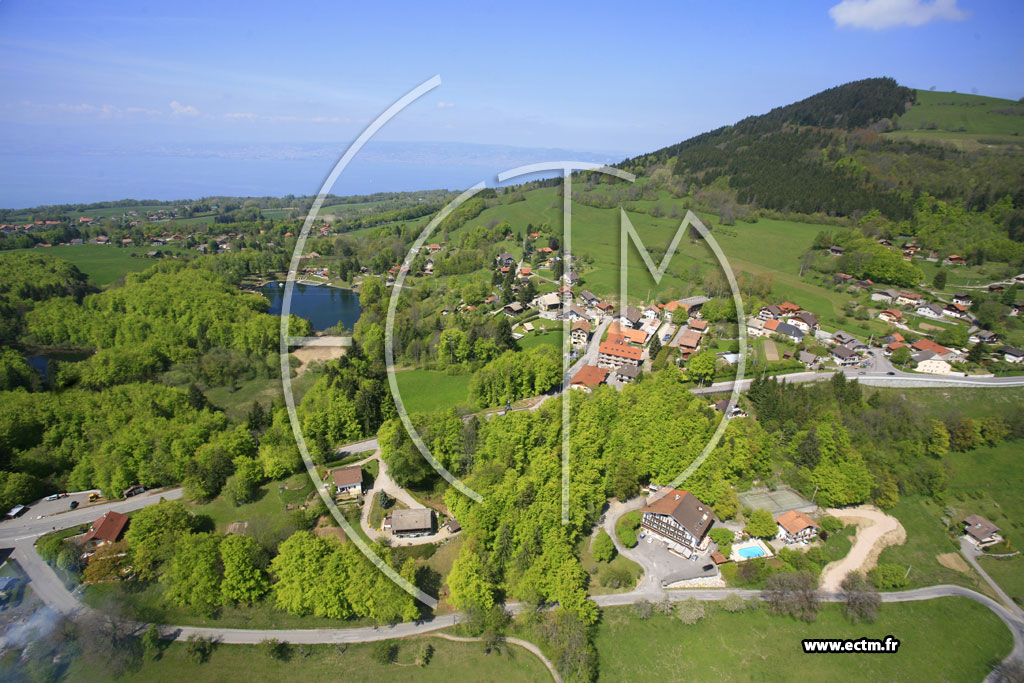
[810,485,819,504]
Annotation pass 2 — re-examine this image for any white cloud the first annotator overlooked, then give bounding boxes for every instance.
[169,100,199,116]
[829,0,968,29]
[436,101,456,108]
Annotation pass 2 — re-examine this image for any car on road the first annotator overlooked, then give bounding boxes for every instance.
[87,493,102,502]
[887,371,896,376]
[45,494,60,501]
[858,371,865,375]
[69,500,79,510]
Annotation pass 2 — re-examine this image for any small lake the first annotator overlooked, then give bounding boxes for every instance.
[261,282,361,332]
[28,350,93,381]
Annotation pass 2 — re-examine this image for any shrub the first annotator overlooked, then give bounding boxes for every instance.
[616,511,641,549]
[372,641,397,665]
[592,530,616,563]
[675,598,706,625]
[721,592,746,613]
[868,563,908,589]
[631,600,654,619]
[819,516,844,534]
[185,635,215,663]
[763,571,820,623]
[840,572,880,623]
[260,638,291,660]
[417,642,434,667]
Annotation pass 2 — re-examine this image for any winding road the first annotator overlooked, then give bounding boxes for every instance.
[3,453,1023,680]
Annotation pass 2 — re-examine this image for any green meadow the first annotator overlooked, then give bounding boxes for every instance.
[14,244,167,285]
[594,598,1011,682]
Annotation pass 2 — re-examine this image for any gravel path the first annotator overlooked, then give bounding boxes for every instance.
[819,505,906,592]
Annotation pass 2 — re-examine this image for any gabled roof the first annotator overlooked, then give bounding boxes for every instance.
[83,510,130,544]
[687,319,709,331]
[911,339,951,356]
[391,508,434,532]
[599,341,643,360]
[794,311,818,327]
[571,320,591,334]
[963,515,999,542]
[331,466,363,488]
[642,490,713,539]
[571,364,608,389]
[614,364,640,379]
[776,510,819,535]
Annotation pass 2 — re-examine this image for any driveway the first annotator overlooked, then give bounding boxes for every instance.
[961,537,1024,619]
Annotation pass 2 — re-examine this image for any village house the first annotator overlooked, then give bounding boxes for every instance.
[943,303,968,319]
[772,321,805,344]
[828,245,845,256]
[612,364,640,384]
[871,289,899,304]
[597,341,643,370]
[895,291,922,306]
[944,254,966,266]
[640,489,714,557]
[798,350,821,368]
[571,320,592,346]
[999,346,1024,364]
[642,305,661,321]
[535,292,562,312]
[579,290,600,307]
[564,271,580,285]
[878,309,903,324]
[330,466,364,497]
[789,311,819,333]
[916,303,944,319]
[953,293,973,307]
[833,272,854,285]
[969,329,998,345]
[962,515,1001,548]
[388,509,435,538]
[884,341,906,356]
[570,364,608,392]
[686,318,709,334]
[618,306,643,329]
[758,305,782,321]
[503,301,525,317]
[745,317,767,338]
[669,328,702,356]
[566,304,590,322]
[913,351,952,375]
[82,510,130,551]
[776,510,820,544]
[596,301,615,316]
[830,345,859,367]
[911,338,953,358]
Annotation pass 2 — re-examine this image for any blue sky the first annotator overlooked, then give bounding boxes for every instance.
[0,0,1021,205]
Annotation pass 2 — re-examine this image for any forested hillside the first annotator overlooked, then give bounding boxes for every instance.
[616,78,1024,257]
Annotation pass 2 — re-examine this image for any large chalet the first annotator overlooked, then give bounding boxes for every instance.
[640,489,714,557]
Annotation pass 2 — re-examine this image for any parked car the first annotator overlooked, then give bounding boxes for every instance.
[702,564,714,572]
[122,485,145,498]
[88,493,101,502]
[45,494,60,502]
[69,500,79,510]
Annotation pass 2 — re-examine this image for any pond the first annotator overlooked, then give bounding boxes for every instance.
[28,350,93,381]
[261,282,361,333]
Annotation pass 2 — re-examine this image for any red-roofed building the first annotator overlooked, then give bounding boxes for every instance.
[570,365,608,392]
[641,489,714,555]
[912,339,951,357]
[82,510,130,550]
[598,341,642,369]
[776,510,820,544]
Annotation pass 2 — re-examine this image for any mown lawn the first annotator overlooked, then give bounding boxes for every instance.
[876,498,985,593]
[977,555,1024,608]
[16,244,167,285]
[189,471,314,536]
[393,369,472,414]
[594,598,1011,682]
[65,633,549,682]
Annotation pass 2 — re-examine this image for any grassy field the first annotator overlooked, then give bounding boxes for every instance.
[874,497,981,592]
[394,369,472,414]
[978,555,1024,608]
[894,90,1024,138]
[594,598,1011,682]
[868,386,1024,421]
[15,244,165,285]
[189,471,313,536]
[944,440,1024,547]
[517,326,565,352]
[204,368,322,423]
[65,633,549,682]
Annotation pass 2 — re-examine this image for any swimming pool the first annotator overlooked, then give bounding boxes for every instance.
[737,546,766,559]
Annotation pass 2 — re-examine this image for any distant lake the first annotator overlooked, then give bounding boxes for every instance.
[262,282,361,333]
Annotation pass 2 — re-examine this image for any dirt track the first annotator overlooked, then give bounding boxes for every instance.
[819,505,906,592]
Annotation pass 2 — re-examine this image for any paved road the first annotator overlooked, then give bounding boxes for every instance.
[7,453,1023,677]
[961,538,1024,619]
